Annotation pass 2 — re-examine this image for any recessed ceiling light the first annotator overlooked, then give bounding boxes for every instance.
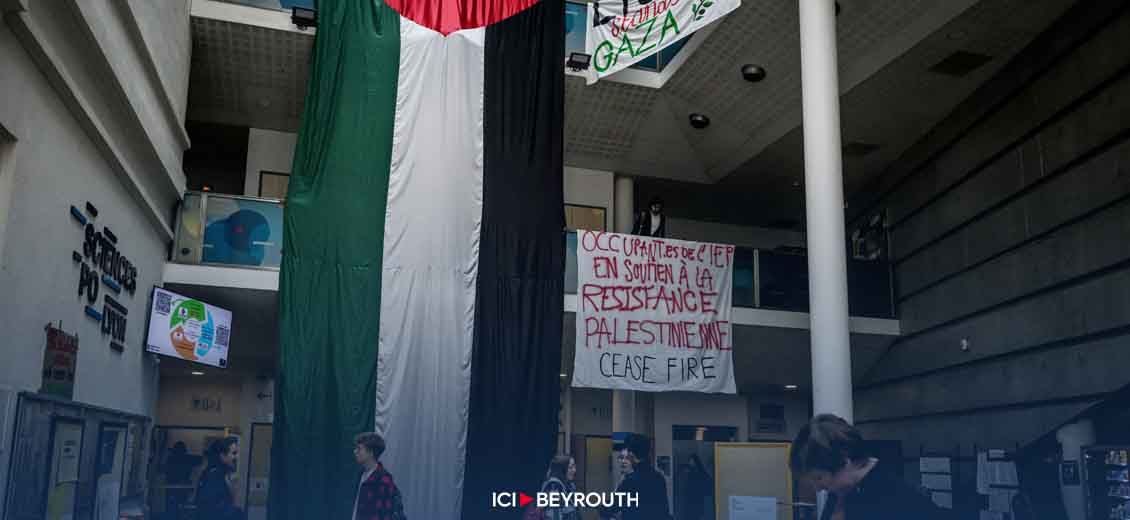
[689,113,710,129]
[741,64,767,83]
[785,384,798,390]
[191,371,205,376]
[560,373,568,378]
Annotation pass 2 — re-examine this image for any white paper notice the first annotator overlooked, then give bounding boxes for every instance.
[977,452,989,494]
[931,492,953,509]
[730,496,777,520]
[922,473,953,491]
[920,457,952,474]
[988,490,1016,513]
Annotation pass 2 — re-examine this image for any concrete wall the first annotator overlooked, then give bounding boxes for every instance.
[0,2,189,511]
[853,2,1130,450]
[666,218,806,250]
[565,166,616,228]
[0,16,169,418]
[158,377,246,429]
[126,0,193,122]
[244,128,297,197]
[571,387,613,437]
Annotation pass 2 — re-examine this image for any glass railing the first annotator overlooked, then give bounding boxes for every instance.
[170,199,895,318]
[173,192,284,269]
[564,231,896,319]
[211,0,314,12]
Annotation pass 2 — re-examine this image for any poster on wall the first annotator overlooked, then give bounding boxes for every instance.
[41,324,79,399]
[146,287,232,368]
[850,210,887,261]
[572,231,736,393]
[584,0,740,83]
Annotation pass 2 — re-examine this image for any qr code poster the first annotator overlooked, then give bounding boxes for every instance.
[146,287,232,368]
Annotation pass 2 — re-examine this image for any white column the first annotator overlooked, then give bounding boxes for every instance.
[798,0,853,421]
[611,175,636,488]
[612,175,637,434]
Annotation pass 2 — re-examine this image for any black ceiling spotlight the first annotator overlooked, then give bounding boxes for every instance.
[566,52,592,72]
[689,113,710,129]
[292,7,317,29]
[741,64,767,82]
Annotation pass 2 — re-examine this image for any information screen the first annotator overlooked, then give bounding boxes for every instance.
[145,287,232,368]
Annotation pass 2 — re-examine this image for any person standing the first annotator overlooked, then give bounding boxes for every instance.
[790,415,949,520]
[601,434,671,520]
[542,455,580,520]
[196,437,245,520]
[352,432,405,520]
[632,197,667,238]
[677,454,712,520]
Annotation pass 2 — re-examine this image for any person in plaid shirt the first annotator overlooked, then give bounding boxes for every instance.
[352,432,406,520]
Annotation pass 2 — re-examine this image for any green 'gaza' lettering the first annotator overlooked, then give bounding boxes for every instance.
[635,18,659,56]
[592,11,683,73]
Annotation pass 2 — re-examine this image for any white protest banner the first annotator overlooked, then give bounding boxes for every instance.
[584,0,740,83]
[572,231,737,393]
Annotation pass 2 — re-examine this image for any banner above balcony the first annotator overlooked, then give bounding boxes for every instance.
[572,231,737,393]
[584,0,740,83]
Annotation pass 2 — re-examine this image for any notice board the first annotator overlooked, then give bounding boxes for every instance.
[715,442,792,520]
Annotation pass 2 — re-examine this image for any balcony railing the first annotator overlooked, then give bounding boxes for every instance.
[211,0,314,12]
[565,231,895,319]
[171,194,895,318]
[173,192,284,269]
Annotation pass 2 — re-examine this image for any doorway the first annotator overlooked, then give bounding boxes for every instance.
[672,425,738,520]
[150,426,225,519]
[245,423,273,520]
[93,423,129,520]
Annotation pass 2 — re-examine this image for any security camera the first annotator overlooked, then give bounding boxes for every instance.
[741,64,767,82]
[689,113,711,129]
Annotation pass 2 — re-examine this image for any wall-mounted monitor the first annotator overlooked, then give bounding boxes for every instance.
[145,287,232,368]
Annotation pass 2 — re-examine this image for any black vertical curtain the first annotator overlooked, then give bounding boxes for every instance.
[463,0,566,517]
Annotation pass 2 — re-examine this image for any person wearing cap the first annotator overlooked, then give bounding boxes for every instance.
[601,434,671,520]
[632,197,667,238]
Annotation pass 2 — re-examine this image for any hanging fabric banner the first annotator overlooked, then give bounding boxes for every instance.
[572,231,737,393]
[584,0,740,83]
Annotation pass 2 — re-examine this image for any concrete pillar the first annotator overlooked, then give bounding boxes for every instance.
[1056,420,1095,520]
[612,175,637,487]
[611,175,638,436]
[798,0,853,422]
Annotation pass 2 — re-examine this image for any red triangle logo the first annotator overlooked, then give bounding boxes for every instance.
[519,493,533,508]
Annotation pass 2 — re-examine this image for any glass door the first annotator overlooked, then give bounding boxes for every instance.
[45,418,84,520]
[93,423,129,520]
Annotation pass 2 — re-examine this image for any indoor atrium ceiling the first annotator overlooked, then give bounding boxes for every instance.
[187,0,1076,227]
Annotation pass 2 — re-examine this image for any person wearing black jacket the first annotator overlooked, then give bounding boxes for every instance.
[602,434,671,520]
[790,415,949,520]
[631,197,667,238]
[196,437,245,520]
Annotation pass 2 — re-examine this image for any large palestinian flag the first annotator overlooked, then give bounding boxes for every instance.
[269,0,565,519]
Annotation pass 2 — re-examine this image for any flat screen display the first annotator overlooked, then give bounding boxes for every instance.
[145,287,232,368]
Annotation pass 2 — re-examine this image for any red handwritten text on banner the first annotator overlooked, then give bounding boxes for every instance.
[572,231,736,393]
